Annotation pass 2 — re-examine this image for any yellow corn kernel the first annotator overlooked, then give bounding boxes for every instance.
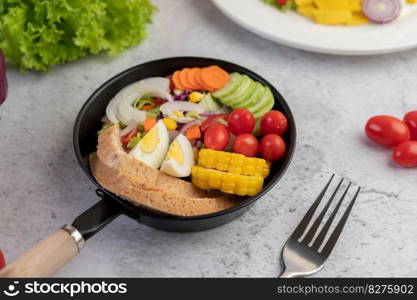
[349,0,362,12]
[173,111,184,118]
[297,4,316,19]
[189,92,204,103]
[407,0,417,3]
[162,117,177,131]
[345,12,369,26]
[314,0,350,9]
[296,0,313,5]
[191,166,264,196]
[197,149,271,178]
[313,9,352,25]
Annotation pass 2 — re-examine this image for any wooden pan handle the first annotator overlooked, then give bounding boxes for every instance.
[0,225,84,278]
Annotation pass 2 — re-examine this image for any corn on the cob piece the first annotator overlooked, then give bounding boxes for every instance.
[191,166,264,196]
[197,149,270,178]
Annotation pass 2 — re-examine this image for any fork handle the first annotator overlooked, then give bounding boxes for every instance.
[279,269,299,278]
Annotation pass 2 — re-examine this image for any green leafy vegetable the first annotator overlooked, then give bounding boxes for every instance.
[145,106,160,118]
[133,94,160,118]
[185,111,201,119]
[133,94,153,109]
[119,121,127,129]
[262,0,296,11]
[0,0,157,71]
[127,132,142,149]
[97,122,112,135]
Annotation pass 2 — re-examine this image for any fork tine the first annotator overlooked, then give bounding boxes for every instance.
[301,178,343,244]
[291,174,335,239]
[319,187,361,258]
[311,182,351,250]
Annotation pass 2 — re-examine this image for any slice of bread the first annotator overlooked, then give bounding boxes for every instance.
[91,125,240,216]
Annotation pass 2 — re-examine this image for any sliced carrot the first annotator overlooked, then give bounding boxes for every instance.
[196,68,215,91]
[141,104,155,111]
[144,117,157,132]
[172,71,186,90]
[200,65,230,91]
[185,125,201,140]
[187,67,203,90]
[195,69,208,91]
[178,68,194,90]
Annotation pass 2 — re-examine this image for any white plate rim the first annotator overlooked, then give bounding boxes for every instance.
[212,0,417,56]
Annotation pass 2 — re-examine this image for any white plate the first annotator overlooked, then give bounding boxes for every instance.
[212,0,417,55]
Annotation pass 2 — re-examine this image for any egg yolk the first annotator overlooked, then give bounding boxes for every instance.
[139,126,159,153]
[166,141,184,165]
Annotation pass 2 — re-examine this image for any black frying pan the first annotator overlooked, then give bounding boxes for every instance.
[0,57,296,277]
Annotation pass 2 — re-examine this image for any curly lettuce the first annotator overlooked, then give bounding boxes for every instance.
[262,0,296,11]
[0,0,157,71]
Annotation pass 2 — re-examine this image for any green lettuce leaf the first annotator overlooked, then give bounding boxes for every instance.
[0,0,156,71]
[262,0,296,11]
[145,106,160,118]
[127,132,143,149]
[133,93,153,109]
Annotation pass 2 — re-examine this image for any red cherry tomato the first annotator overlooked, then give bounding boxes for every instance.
[233,134,259,157]
[200,114,228,134]
[276,0,288,5]
[404,111,417,141]
[392,141,417,168]
[152,97,166,105]
[259,134,286,162]
[204,123,230,151]
[0,250,5,270]
[365,115,411,148]
[260,110,288,136]
[227,108,255,135]
[121,128,139,146]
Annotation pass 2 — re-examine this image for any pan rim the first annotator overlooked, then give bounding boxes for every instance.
[73,56,296,221]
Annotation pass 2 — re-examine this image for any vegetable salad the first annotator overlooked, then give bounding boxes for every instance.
[264,0,417,26]
[101,65,289,197]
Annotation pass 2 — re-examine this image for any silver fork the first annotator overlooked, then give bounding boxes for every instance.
[279,174,360,278]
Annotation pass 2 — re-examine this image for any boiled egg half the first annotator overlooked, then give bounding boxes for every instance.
[160,133,194,177]
[130,120,169,169]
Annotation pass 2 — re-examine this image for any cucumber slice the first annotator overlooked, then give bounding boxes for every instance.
[248,88,272,115]
[228,79,257,108]
[253,95,274,119]
[200,93,222,112]
[220,75,252,105]
[252,118,262,136]
[212,73,242,99]
[233,82,264,109]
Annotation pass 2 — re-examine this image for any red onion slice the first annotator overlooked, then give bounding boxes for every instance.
[362,0,402,24]
[160,101,206,123]
[199,107,231,116]
[0,50,7,105]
